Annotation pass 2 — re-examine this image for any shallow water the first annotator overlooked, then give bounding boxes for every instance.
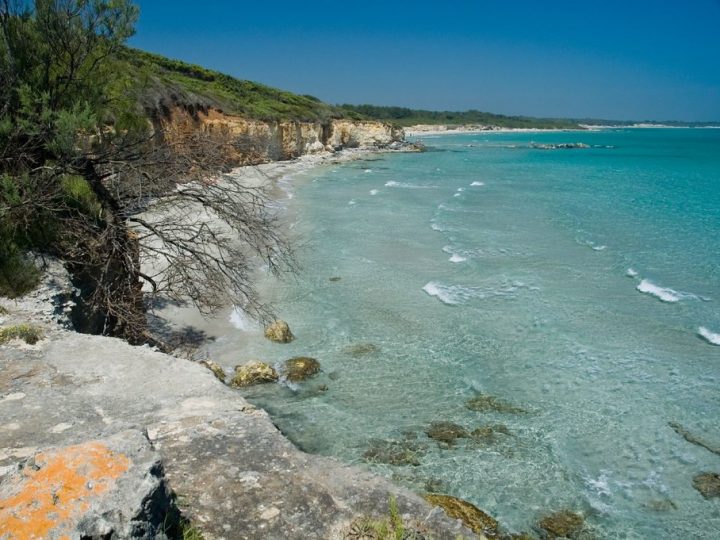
[207,129,720,538]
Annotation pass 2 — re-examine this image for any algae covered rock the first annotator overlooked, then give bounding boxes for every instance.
[284,356,321,382]
[199,360,226,382]
[264,320,294,343]
[466,393,526,414]
[231,361,279,387]
[423,494,499,537]
[425,421,469,445]
[363,438,426,466]
[471,424,511,445]
[693,472,720,499]
[537,510,584,538]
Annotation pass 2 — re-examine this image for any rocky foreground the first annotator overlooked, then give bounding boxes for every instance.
[0,263,479,539]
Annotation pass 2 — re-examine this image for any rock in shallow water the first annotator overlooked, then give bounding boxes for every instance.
[284,356,321,382]
[466,393,526,414]
[425,421,469,445]
[537,510,585,538]
[231,361,278,387]
[363,438,426,466]
[264,320,294,343]
[423,494,499,536]
[342,342,380,357]
[693,472,720,499]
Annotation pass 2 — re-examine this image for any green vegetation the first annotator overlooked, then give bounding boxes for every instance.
[345,496,414,540]
[0,324,43,345]
[117,48,353,122]
[339,104,582,129]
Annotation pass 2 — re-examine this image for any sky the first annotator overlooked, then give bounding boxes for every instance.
[128,0,720,121]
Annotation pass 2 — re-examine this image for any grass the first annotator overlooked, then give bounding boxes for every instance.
[0,324,43,345]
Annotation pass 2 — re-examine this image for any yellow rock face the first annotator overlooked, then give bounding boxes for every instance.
[0,442,130,539]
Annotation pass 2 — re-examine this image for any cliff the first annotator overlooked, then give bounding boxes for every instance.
[159,106,405,164]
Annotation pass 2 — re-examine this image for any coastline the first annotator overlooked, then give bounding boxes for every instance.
[404,124,579,137]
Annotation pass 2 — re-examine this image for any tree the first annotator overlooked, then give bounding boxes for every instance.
[0,0,293,344]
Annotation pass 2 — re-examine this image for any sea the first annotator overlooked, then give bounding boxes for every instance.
[207,128,720,538]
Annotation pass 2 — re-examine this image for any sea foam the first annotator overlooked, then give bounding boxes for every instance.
[471,181,485,186]
[626,268,639,278]
[449,254,468,263]
[698,327,720,345]
[385,180,434,189]
[369,189,379,195]
[636,280,681,303]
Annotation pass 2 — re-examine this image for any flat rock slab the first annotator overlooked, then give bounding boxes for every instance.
[0,430,173,539]
[1,300,477,539]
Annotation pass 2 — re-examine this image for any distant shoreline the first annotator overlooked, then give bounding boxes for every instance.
[404,123,720,136]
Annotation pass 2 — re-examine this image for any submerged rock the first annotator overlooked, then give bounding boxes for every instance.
[231,361,279,387]
[199,360,226,382]
[363,439,426,466]
[693,472,720,499]
[264,320,294,343]
[471,424,511,444]
[284,357,321,382]
[425,421,469,445]
[466,393,526,414]
[537,510,584,538]
[329,276,342,282]
[423,494,499,537]
[342,342,380,357]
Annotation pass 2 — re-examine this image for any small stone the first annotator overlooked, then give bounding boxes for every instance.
[200,360,226,383]
[260,506,280,520]
[284,357,321,382]
[693,472,720,499]
[264,320,294,343]
[329,276,341,282]
[230,362,279,387]
[538,510,584,538]
[49,423,73,434]
[423,494,498,536]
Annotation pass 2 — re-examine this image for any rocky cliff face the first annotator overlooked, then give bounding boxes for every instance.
[159,107,405,164]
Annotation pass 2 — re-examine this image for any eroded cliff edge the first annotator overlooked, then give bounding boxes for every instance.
[156,105,406,164]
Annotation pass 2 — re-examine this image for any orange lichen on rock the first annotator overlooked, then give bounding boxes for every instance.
[0,441,131,539]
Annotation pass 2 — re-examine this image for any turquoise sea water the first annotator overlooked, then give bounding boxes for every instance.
[209,129,720,538]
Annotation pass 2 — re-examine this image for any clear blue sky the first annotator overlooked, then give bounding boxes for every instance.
[129,0,720,121]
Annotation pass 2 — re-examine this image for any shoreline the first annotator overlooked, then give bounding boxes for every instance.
[404,125,579,137]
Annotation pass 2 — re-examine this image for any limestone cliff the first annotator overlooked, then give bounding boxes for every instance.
[159,106,405,165]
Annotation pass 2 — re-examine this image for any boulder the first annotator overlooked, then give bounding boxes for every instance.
[471,424,511,445]
[537,510,584,538]
[693,472,720,499]
[230,361,278,387]
[284,357,321,382]
[423,494,499,537]
[199,360,225,382]
[264,320,294,343]
[425,421,469,445]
